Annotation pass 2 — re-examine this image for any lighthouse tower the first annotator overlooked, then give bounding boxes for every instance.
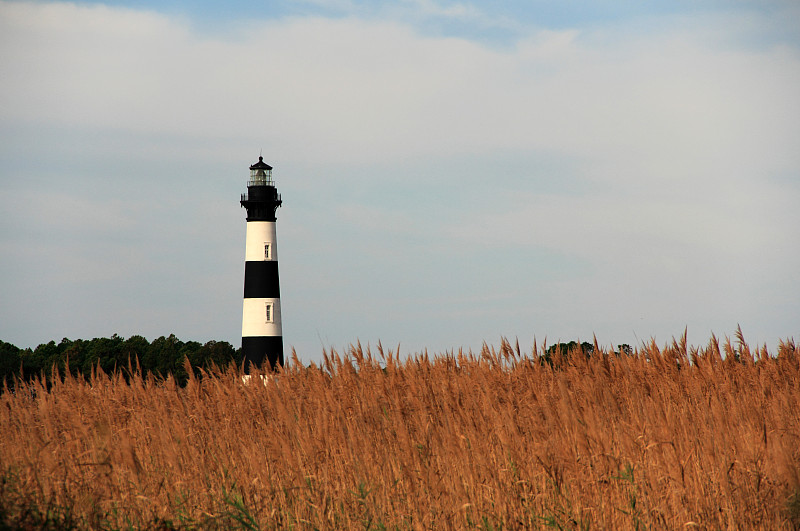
[240,156,283,371]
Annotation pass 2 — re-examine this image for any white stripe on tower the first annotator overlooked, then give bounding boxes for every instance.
[240,156,283,371]
[244,221,278,262]
[242,298,282,337]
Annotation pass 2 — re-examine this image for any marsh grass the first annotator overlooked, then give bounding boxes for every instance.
[1,335,798,529]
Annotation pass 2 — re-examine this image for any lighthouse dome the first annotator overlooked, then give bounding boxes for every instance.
[249,156,273,172]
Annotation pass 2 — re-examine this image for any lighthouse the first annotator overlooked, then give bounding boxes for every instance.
[240,156,283,371]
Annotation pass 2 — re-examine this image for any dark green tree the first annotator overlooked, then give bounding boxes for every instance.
[189,340,237,374]
[0,340,22,389]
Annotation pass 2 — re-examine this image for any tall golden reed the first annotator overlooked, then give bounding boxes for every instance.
[1,335,799,529]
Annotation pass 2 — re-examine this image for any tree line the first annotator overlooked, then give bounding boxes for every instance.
[1,336,641,390]
[0,334,239,389]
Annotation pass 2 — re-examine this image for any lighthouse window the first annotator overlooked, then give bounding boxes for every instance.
[264,243,271,259]
[265,303,273,322]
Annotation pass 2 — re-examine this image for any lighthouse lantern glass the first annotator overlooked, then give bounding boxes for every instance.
[249,167,273,186]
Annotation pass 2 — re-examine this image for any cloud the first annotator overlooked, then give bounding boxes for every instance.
[400,0,484,20]
[3,2,798,172]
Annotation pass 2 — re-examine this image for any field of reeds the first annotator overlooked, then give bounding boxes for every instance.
[2,335,799,530]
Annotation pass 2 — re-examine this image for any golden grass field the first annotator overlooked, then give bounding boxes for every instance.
[1,335,799,529]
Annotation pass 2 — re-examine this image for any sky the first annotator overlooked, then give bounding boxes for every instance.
[1,0,799,361]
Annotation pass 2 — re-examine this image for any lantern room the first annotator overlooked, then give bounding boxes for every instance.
[248,156,274,187]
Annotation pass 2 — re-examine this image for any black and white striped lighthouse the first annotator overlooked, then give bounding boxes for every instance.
[240,156,283,371]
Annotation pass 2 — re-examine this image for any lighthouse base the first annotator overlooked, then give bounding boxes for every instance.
[241,336,284,372]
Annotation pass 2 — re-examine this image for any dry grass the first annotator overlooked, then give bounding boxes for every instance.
[1,334,799,529]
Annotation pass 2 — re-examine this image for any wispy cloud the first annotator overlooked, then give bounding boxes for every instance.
[401,0,483,20]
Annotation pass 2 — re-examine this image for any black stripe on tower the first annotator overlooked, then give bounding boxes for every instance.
[241,187,281,221]
[242,336,284,373]
[243,261,281,298]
